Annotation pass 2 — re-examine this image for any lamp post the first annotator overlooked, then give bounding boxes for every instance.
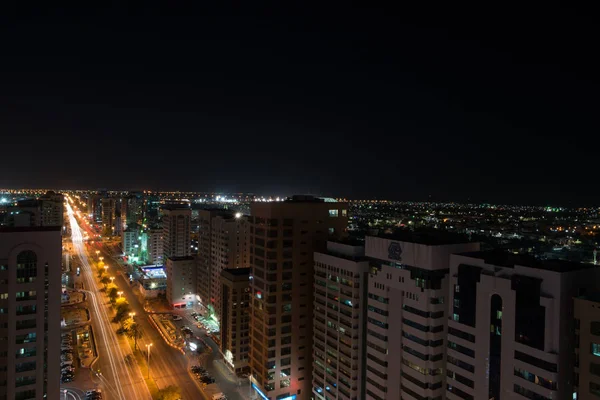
[110,276,115,285]
[129,312,136,320]
[103,265,109,274]
[146,343,153,379]
[95,250,100,257]
[99,256,104,262]
[117,291,123,299]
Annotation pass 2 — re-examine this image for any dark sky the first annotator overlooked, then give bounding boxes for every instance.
[0,4,598,205]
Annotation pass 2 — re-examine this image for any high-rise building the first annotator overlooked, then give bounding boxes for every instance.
[0,226,62,400]
[210,213,249,323]
[574,295,600,400]
[87,194,102,223]
[363,232,479,400]
[122,225,141,260]
[161,204,191,260]
[144,228,163,265]
[196,209,249,317]
[6,192,63,228]
[221,267,251,375]
[123,195,143,229]
[166,256,196,307]
[161,204,193,307]
[38,191,64,227]
[249,196,348,400]
[447,251,600,400]
[101,198,115,236]
[312,240,370,400]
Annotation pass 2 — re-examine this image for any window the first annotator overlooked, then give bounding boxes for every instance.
[341,209,347,217]
[592,321,600,336]
[590,382,600,397]
[16,251,37,284]
[592,343,600,357]
[328,209,339,217]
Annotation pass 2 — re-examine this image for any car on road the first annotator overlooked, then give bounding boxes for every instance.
[172,315,182,321]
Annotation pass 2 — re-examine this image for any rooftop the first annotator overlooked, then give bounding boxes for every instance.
[459,250,597,273]
[222,267,251,281]
[375,229,473,246]
[0,226,62,233]
[160,203,190,211]
[284,195,325,203]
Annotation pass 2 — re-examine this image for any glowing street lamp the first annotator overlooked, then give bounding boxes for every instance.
[129,312,136,320]
[103,265,109,273]
[110,276,115,284]
[117,291,123,299]
[99,256,104,262]
[95,250,100,257]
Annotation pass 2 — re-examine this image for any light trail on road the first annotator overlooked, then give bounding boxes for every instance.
[66,199,151,400]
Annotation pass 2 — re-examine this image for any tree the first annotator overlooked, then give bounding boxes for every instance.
[157,385,180,400]
[125,322,143,350]
[100,276,110,287]
[113,302,130,323]
[108,287,118,302]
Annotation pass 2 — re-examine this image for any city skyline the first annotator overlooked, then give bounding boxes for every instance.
[1,5,598,205]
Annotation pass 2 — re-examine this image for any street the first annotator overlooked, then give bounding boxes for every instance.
[66,200,151,400]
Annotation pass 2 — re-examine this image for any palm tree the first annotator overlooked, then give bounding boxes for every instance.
[100,276,110,287]
[126,322,143,351]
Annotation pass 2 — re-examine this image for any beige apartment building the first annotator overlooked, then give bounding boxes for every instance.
[161,204,193,306]
[220,267,251,375]
[249,196,348,400]
[197,209,249,319]
[312,240,370,400]
[575,296,600,400]
[0,226,62,400]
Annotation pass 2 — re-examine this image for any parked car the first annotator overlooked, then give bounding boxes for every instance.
[172,315,183,321]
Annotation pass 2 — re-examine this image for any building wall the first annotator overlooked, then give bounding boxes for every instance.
[210,215,249,323]
[165,256,196,307]
[101,198,115,236]
[221,269,251,375]
[575,297,600,400]
[312,241,369,400]
[364,237,479,400]
[446,253,600,400]
[146,229,163,265]
[162,207,191,260]
[249,198,348,400]
[0,227,62,400]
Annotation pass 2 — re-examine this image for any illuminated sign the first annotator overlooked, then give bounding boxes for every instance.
[251,384,296,400]
[252,384,269,400]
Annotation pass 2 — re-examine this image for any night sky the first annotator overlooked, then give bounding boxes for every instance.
[0,4,597,205]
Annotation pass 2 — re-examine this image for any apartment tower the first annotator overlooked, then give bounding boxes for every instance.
[197,209,249,319]
[249,196,348,400]
[161,204,194,307]
[0,226,62,400]
[364,232,479,400]
[312,240,370,400]
[446,251,600,399]
[220,267,251,375]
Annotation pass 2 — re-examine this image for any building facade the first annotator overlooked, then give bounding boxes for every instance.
[101,198,115,237]
[363,233,479,400]
[312,240,370,400]
[165,256,196,308]
[0,226,62,400]
[144,228,163,265]
[574,296,600,400]
[196,209,249,318]
[249,196,348,400]
[161,204,191,260]
[221,268,251,375]
[447,251,600,400]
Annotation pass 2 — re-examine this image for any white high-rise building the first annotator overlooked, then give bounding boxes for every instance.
[0,226,62,400]
[161,204,193,306]
[363,233,479,400]
[446,251,600,400]
[312,240,370,400]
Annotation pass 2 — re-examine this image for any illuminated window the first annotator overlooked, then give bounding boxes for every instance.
[453,313,460,321]
[591,343,600,357]
[341,210,347,217]
[328,210,338,217]
[497,311,503,320]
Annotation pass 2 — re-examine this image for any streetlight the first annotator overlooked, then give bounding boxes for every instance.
[99,256,104,263]
[110,276,115,284]
[103,265,109,273]
[129,312,136,320]
[146,343,153,379]
[117,291,123,299]
[95,250,100,257]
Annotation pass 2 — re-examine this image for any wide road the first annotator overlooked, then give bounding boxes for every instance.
[66,199,151,400]
[69,202,206,400]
